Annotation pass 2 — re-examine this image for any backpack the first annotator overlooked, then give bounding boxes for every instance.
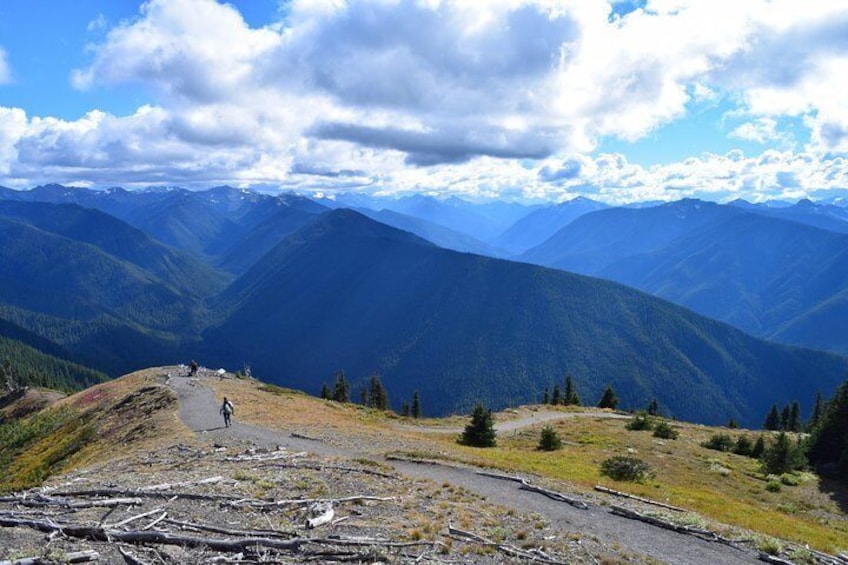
[223,400,234,415]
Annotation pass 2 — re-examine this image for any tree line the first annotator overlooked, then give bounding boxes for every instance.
[318,370,422,418]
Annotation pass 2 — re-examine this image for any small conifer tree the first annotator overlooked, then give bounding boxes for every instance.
[401,402,410,417]
[647,398,659,416]
[764,405,781,430]
[332,371,350,403]
[411,391,422,419]
[762,431,804,475]
[542,387,550,405]
[752,436,766,459]
[460,403,496,448]
[368,375,389,410]
[809,391,824,430]
[789,401,801,433]
[598,385,619,409]
[551,384,562,405]
[537,425,562,451]
[780,405,791,431]
[564,375,581,406]
[320,383,331,400]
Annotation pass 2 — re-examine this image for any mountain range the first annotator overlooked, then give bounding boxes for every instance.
[2,185,847,426]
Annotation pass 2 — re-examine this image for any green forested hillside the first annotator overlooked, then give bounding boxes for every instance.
[0,335,106,392]
[206,209,848,426]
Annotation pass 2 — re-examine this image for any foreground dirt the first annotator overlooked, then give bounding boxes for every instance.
[0,368,776,563]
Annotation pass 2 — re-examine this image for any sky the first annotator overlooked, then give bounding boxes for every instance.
[1,0,848,204]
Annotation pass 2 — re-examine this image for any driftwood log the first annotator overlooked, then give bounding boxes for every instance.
[594,485,686,512]
[0,550,99,565]
[448,523,568,564]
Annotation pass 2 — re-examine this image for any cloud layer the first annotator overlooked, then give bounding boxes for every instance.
[1,0,847,202]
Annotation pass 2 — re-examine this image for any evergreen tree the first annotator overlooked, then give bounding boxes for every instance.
[359,386,367,405]
[762,431,804,475]
[564,375,581,406]
[806,381,848,480]
[537,425,562,451]
[789,401,801,433]
[646,398,659,416]
[368,375,389,410]
[411,391,422,419]
[752,436,766,459]
[598,385,619,409]
[332,371,350,403]
[320,383,331,400]
[809,392,824,430]
[460,403,497,448]
[551,384,562,405]
[764,405,781,430]
[780,405,791,431]
[542,387,550,405]
[401,402,410,417]
[727,419,739,429]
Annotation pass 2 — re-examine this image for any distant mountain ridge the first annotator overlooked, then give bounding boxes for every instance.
[521,199,848,354]
[206,209,848,426]
[2,185,848,425]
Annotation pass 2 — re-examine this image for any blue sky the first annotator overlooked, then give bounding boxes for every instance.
[0,0,847,203]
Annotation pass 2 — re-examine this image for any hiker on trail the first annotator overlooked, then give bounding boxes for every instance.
[189,360,198,377]
[220,397,234,428]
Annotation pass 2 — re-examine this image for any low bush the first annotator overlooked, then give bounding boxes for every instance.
[652,421,678,440]
[732,435,753,456]
[701,433,734,452]
[625,413,655,431]
[600,455,652,482]
[765,480,782,493]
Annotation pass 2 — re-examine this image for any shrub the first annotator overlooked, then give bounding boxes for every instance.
[779,473,802,486]
[702,433,734,452]
[652,421,679,440]
[460,403,496,448]
[537,425,562,451]
[761,432,805,475]
[732,434,753,456]
[626,413,654,431]
[600,456,652,482]
[765,480,782,493]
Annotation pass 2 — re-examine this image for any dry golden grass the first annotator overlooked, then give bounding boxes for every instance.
[3,369,846,555]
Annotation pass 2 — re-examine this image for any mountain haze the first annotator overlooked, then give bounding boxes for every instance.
[207,209,848,426]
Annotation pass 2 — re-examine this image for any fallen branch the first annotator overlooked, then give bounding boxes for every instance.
[137,476,225,492]
[448,524,568,564]
[306,502,334,529]
[475,470,523,483]
[595,485,686,512]
[0,550,99,565]
[758,553,796,565]
[142,511,168,531]
[225,450,306,462]
[51,488,242,503]
[519,479,588,510]
[118,547,153,565]
[104,507,165,529]
[226,495,396,510]
[162,517,296,539]
[257,461,397,479]
[2,494,143,509]
[609,506,745,548]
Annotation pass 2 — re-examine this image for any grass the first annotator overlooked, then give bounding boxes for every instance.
[3,368,846,555]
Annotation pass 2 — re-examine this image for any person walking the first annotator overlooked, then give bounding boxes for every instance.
[220,396,234,427]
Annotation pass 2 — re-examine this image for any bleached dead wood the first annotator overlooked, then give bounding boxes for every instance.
[104,507,165,529]
[137,476,224,491]
[519,479,588,510]
[475,470,523,482]
[225,450,306,462]
[306,502,334,528]
[0,549,99,565]
[226,494,396,510]
[51,488,242,503]
[758,553,796,565]
[162,517,295,538]
[257,461,397,479]
[595,485,686,512]
[1,494,143,509]
[142,511,167,530]
[118,547,153,565]
[610,505,745,548]
[448,523,568,564]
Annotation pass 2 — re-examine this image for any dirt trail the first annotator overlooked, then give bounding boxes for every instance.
[170,375,760,565]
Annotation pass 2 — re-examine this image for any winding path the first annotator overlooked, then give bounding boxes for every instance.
[169,375,760,565]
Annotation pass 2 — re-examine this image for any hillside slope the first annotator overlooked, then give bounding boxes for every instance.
[206,209,848,426]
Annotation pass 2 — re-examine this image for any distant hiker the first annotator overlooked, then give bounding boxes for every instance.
[220,397,234,427]
[189,360,198,377]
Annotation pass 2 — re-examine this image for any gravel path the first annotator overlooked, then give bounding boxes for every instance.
[170,376,761,565]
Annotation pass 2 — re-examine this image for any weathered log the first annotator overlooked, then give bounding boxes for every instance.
[226,494,396,509]
[118,546,153,565]
[475,470,523,483]
[609,505,745,548]
[162,517,296,539]
[306,502,334,529]
[142,511,167,530]
[758,553,796,565]
[2,494,143,509]
[594,485,686,512]
[448,524,568,565]
[519,479,588,510]
[0,549,99,565]
[137,476,224,491]
[257,461,397,479]
[52,488,242,503]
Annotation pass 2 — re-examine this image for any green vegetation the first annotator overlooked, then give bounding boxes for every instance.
[0,337,106,394]
[460,403,496,448]
[599,456,651,482]
[537,425,561,451]
[702,433,735,452]
[652,420,678,440]
[597,385,619,409]
[806,380,848,481]
[625,413,654,431]
[761,432,805,475]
